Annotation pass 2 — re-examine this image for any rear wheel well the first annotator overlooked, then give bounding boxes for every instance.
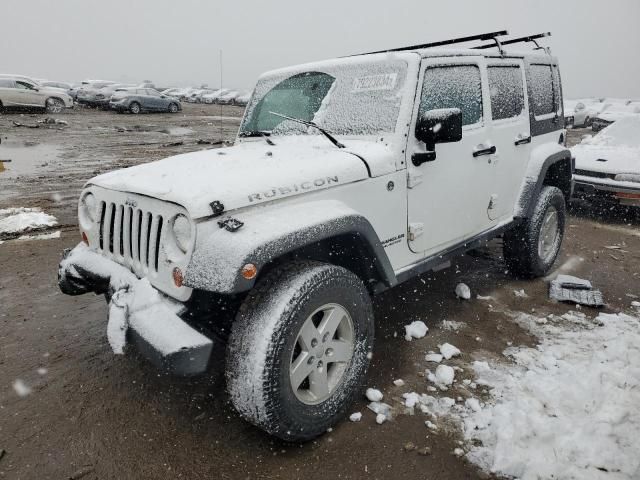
[258,234,388,294]
[542,157,572,204]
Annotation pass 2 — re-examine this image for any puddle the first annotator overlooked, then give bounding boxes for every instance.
[0,141,62,178]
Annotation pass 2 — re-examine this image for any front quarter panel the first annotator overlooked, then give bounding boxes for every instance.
[184,200,396,294]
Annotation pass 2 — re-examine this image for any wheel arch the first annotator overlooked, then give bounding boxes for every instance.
[515,145,574,219]
[183,200,397,295]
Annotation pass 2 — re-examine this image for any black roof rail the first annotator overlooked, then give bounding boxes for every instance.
[345,30,509,57]
[474,32,552,52]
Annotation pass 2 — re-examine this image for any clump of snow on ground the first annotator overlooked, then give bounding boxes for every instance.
[349,412,362,422]
[0,207,57,239]
[13,379,32,397]
[365,388,383,402]
[428,364,455,386]
[439,343,461,360]
[404,320,428,340]
[463,312,640,479]
[455,283,471,299]
[393,379,405,387]
[425,352,443,363]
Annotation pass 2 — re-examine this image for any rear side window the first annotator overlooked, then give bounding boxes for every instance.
[0,79,14,88]
[420,65,483,126]
[530,64,555,116]
[488,66,524,120]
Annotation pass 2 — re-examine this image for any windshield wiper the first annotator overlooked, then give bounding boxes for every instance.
[268,111,345,148]
[238,130,275,146]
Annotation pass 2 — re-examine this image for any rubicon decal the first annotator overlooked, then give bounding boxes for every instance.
[248,176,339,202]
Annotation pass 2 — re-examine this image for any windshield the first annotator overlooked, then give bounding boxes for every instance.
[240,58,408,137]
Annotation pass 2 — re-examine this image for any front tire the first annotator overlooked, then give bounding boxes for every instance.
[168,102,178,113]
[226,261,374,441]
[503,186,565,278]
[45,98,64,114]
[129,102,141,114]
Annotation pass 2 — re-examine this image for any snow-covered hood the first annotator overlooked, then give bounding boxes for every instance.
[572,144,640,175]
[87,138,387,219]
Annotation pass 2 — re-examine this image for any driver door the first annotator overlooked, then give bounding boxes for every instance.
[406,57,497,256]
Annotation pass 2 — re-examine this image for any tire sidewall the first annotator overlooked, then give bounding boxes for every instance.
[168,103,178,113]
[528,187,565,276]
[270,274,373,438]
[129,102,141,114]
[227,263,374,441]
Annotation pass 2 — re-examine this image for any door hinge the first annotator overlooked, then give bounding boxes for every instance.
[408,222,424,241]
[407,171,423,189]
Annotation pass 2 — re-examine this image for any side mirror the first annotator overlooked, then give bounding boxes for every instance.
[413,108,462,166]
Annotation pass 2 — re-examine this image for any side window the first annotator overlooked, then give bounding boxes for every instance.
[0,79,14,88]
[420,65,483,127]
[15,81,32,90]
[530,64,555,116]
[487,66,524,120]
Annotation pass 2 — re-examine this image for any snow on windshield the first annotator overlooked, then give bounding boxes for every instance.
[240,58,408,136]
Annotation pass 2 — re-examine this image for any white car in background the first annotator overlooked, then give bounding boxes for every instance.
[573,116,640,207]
[592,101,640,132]
[565,98,610,128]
[216,90,239,105]
[201,88,230,104]
[234,91,251,106]
[0,76,73,112]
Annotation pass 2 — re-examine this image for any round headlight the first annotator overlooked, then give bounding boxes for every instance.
[172,214,192,253]
[79,192,97,229]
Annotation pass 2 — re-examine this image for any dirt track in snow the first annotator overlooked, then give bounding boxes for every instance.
[1,108,639,479]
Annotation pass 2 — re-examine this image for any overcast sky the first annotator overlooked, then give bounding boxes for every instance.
[3,0,639,98]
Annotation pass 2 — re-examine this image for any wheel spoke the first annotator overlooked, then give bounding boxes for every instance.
[318,306,346,339]
[325,339,352,364]
[290,352,314,390]
[297,317,320,351]
[308,367,330,400]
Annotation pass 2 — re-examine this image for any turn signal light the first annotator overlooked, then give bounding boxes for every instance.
[241,263,258,280]
[81,231,89,245]
[172,267,184,287]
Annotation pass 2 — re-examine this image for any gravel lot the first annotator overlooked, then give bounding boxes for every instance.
[1,106,639,479]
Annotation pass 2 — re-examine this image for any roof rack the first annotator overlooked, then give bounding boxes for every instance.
[474,32,552,53]
[346,30,508,57]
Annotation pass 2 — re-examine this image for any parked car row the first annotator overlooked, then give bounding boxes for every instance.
[565,97,640,131]
[161,87,251,106]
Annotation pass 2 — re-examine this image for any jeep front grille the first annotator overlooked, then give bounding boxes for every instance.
[98,201,164,273]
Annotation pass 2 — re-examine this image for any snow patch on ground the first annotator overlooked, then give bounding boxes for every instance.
[463,312,640,479]
[455,283,471,299]
[404,320,428,340]
[0,207,57,239]
[365,388,383,402]
[439,343,461,360]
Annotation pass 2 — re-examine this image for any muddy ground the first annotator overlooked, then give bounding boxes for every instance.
[1,106,639,479]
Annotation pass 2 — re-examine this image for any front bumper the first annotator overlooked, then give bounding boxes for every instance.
[58,244,213,375]
[574,176,640,206]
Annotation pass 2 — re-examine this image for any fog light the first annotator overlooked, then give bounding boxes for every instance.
[241,263,257,280]
[172,267,184,287]
[81,231,89,245]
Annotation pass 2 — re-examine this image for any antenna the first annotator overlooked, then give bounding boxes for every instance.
[219,49,223,142]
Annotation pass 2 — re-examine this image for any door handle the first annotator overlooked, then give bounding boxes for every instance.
[473,145,496,157]
[515,135,532,146]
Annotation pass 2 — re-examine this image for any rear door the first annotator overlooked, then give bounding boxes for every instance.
[0,78,18,106]
[15,81,44,107]
[406,56,497,256]
[485,59,531,220]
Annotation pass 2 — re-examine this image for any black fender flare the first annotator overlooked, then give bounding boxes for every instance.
[183,200,397,294]
[516,148,574,220]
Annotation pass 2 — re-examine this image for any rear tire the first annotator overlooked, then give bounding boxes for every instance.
[129,102,141,114]
[226,261,374,441]
[503,186,565,278]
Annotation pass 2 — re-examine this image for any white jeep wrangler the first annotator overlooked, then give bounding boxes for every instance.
[58,32,572,441]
